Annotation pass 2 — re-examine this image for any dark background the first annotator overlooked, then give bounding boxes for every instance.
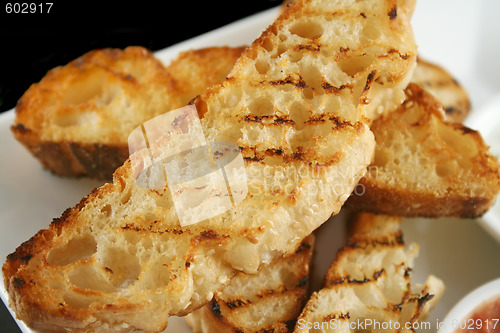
[0,1,280,331]
[0,0,281,113]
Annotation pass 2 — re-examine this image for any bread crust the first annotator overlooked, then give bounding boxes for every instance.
[349,179,493,218]
[12,123,129,179]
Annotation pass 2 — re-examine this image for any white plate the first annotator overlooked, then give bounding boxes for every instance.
[465,94,500,244]
[1,2,500,332]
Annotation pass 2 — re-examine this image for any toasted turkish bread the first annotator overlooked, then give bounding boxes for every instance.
[347,83,500,217]
[3,0,416,331]
[185,235,314,333]
[412,57,470,122]
[293,213,445,333]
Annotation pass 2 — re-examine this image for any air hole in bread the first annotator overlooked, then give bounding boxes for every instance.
[115,59,148,81]
[338,54,375,78]
[435,161,457,178]
[401,105,421,125]
[352,283,380,306]
[46,234,97,266]
[261,38,274,52]
[275,43,288,58]
[62,73,106,106]
[98,247,141,288]
[123,231,141,245]
[142,259,172,289]
[362,20,382,41]
[289,20,324,40]
[279,266,299,291]
[289,51,303,63]
[289,102,309,130]
[300,63,324,94]
[100,204,112,217]
[290,127,316,151]
[63,292,99,309]
[249,97,275,116]
[302,86,314,99]
[53,111,98,128]
[68,264,117,293]
[48,280,65,290]
[435,120,478,158]
[255,59,270,74]
[121,187,133,204]
[373,148,390,168]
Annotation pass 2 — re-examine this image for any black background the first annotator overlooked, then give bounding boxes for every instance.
[0,1,280,331]
[0,0,281,113]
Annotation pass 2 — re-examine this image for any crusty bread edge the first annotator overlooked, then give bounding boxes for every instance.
[11,123,128,180]
[346,178,496,218]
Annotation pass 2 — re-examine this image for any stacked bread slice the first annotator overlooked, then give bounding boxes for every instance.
[294,213,444,333]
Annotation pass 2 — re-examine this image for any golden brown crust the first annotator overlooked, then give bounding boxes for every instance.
[166,46,247,105]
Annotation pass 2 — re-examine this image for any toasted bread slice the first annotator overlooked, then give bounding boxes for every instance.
[412,57,470,122]
[347,83,500,217]
[9,46,244,180]
[3,0,416,331]
[11,46,180,180]
[293,213,444,333]
[185,235,314,333]
[11,46,245,180]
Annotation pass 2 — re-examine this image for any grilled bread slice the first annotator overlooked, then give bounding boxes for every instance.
[294,213,444,333]
[185,235,314,333]
[347,83,500,217]
[412,57,470,122]
[3,0,416,331]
